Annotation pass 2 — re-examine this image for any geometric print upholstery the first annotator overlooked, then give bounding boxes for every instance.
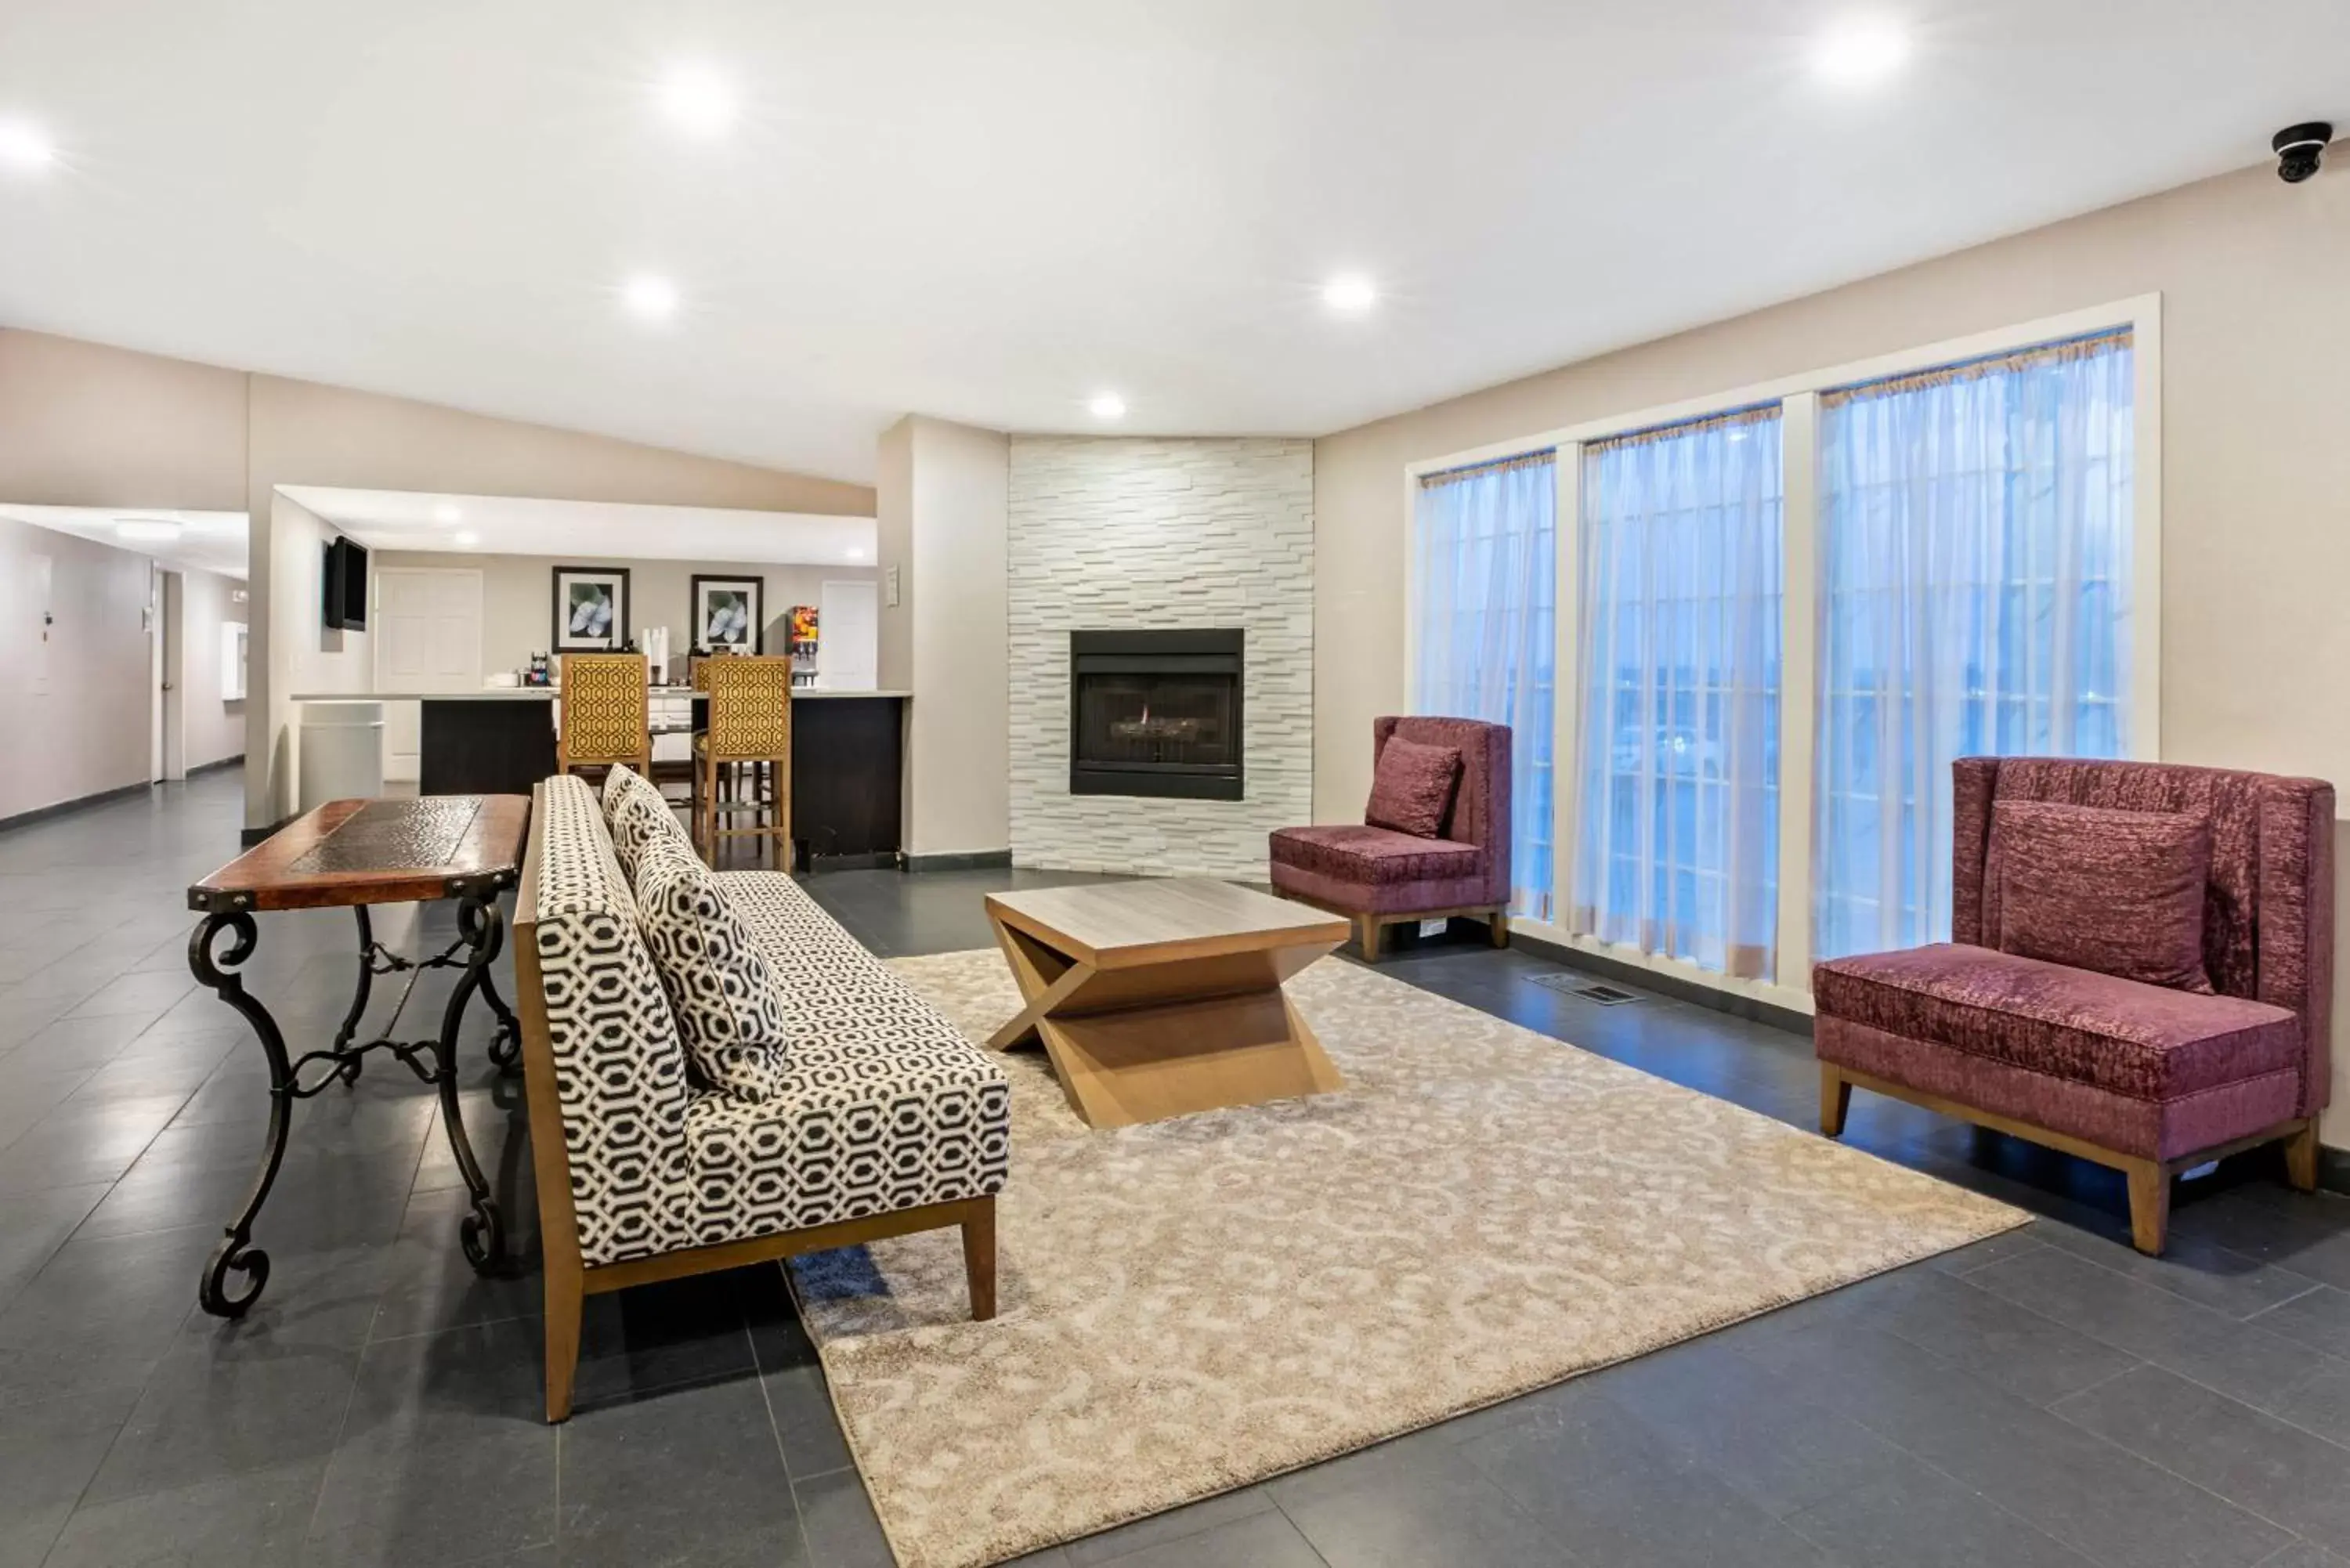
[705,654,794,760]
[559,652,650,767]
[631,836,798,1105]
[529,776,1010,1263]
[690,872,1011,1241]
[530,775,696,1267]
[602,763,689,883]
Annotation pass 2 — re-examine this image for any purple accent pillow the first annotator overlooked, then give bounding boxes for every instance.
[1365,737,1463,839]
[1993,800,2214,994]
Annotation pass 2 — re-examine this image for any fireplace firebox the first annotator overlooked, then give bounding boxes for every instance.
[1069,629,1243,801]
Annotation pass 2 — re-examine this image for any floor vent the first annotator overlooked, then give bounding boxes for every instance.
[1530,973,1642,1006]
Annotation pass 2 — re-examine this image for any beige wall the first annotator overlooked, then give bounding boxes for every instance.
[0,514,157,822]
[877,416,1010,858]
[1312,157,2350,1140]
[179,566,247,771]
[0,327,877,829]
[373,551,877,681]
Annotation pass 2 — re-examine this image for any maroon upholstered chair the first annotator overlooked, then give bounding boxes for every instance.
[1814,757,2334,1255]
[1268,717,1512,962]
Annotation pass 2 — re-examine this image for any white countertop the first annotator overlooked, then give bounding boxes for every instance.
[291,688,913,703]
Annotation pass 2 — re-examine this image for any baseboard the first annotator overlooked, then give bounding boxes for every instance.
[804,851,898,873]
[900,849,1014,873]
[1508,926,1814,1037]
[2319,1143,2350,1198]
[0,780,155,836]
[240,814,295,847]
[187,754,245,777]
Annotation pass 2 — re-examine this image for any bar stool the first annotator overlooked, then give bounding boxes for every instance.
[555,652,651,782]
[693,655,794,868]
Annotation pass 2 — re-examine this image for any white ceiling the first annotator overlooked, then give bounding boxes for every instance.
[283,486,875,566]
[1,2,2342,483]
[0,504,249,578]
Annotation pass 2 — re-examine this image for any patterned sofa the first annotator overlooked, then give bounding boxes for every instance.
[514,775,1010,1421]
[1815,758,2333,1255]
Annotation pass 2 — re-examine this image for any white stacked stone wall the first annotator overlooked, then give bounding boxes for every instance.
[1007,437,1313,876]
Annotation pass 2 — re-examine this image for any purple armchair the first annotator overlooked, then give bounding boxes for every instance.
[1268,717,1512,962]
[1814,757,2334,1255]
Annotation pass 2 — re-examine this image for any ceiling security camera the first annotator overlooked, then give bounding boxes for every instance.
[2274,122,2334,183]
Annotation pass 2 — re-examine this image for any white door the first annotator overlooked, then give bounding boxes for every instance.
[160,570,186,782]
[375,569,484,780]
[819,579,879,690]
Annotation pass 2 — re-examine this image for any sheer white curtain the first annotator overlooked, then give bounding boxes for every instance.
[1412,453,1556,919]
[1814,332,2135,960]
[1571,408,1783,979]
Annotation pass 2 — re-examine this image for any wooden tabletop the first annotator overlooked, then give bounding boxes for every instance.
[190,795,531,914]
[985,878,1349,970]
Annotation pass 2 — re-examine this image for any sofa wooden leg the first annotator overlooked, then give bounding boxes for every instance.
[961,1198,998,1321]
[544,1264,584,1423]
[1488,909,1510,948]
[2286,1118,2322,1194]
[2125,1162,2171,1256]
[1356,916,1383,963]
[1819,1063,1851,1138]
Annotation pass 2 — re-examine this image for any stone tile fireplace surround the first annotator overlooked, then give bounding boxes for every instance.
[1008,437,1312,877]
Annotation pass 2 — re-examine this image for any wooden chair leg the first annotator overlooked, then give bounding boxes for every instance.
[1356,915,1383,963]
[961,1198,998,1321]
[2126,1161,2171,1256]
[2286,1118,2321,1193]
[1819,1063,1852,1137]
[1488,909,1510,948]
[544,1263,584,1422]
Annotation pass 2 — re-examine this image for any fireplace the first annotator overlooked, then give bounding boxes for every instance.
[1069,629,1244,800]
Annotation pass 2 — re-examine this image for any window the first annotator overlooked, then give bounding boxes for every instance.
[1813,331,2135,959]
[1412,453,1556,919]
[1570,408,1784,978]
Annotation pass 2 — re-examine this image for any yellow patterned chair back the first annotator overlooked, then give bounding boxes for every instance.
[557,652,650,776]
[705,656,794,761]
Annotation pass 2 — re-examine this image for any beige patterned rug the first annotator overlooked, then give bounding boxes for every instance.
[786,950,2024,1568]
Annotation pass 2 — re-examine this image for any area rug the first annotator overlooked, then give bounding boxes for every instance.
[786,951,2025,1568]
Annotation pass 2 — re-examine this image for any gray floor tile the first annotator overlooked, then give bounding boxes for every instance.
[2251,1286,2350,1361]
[795,1465,894,1567]
[1784,1453,2097,1566]
[1086,1509,1327,1568]
[1066,1487,1278,1566]
[1741,1320,2290,1568]
[2034,1213,2332,1321]
[83,1339,364,1505]
[1458,1385,1830,1566]
[556,1378,801,1566]
[1278,1441,1568,1566]
[762,1361,855,1480]
[0,1386,143,1568]
[41,1456,327,1568]
[1845,1265,2143,1406]
[2055,1365,2350,1554]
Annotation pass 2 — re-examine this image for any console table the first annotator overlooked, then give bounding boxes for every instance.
[185,793,530,1317]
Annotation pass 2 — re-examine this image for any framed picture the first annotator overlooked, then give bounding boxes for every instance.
[552,565,631,652]
[692,575,765,652]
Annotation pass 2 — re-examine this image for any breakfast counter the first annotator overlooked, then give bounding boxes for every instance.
[289,689,911,869]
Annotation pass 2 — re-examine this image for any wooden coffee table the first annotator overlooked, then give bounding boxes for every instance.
[982,879,1351,1128]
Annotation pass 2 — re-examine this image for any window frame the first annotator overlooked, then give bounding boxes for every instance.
[1403,294,2163,1014]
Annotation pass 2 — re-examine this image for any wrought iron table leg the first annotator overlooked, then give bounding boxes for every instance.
[331,906,376,1082]
[477,956,522,1075]
[190,911,293,1317]
[438,894,508,1272]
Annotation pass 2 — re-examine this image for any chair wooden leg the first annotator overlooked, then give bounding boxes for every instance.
[1819,1063,1852,1137]
[961,1198,998,1321]
[1488,909,1510,948]
[544,1263,584,1422]
[2285,1118,2321,1193]
[2126,1161,2171,1256]
[1356,915,1383,963]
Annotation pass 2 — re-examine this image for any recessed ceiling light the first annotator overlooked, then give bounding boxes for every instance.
[432,503,463,525]
[452,530,480,547]
[623,275,681,320]
[115,518,183,543]
[1088,392,1126,420]
[1813,16,1910,85]
[0,119,54,172]
[1321,275,1377,313]
[656,64,736,137]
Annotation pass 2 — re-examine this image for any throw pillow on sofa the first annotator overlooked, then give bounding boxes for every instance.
[605,764,690,882]
[1365,736,1463,838]
[1991,799,2214,993]
[632,836,796,1100]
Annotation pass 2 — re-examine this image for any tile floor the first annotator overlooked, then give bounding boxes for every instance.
[4,771,2350,1566]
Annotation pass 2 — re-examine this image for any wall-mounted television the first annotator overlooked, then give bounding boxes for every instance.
[323,537,369,630]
